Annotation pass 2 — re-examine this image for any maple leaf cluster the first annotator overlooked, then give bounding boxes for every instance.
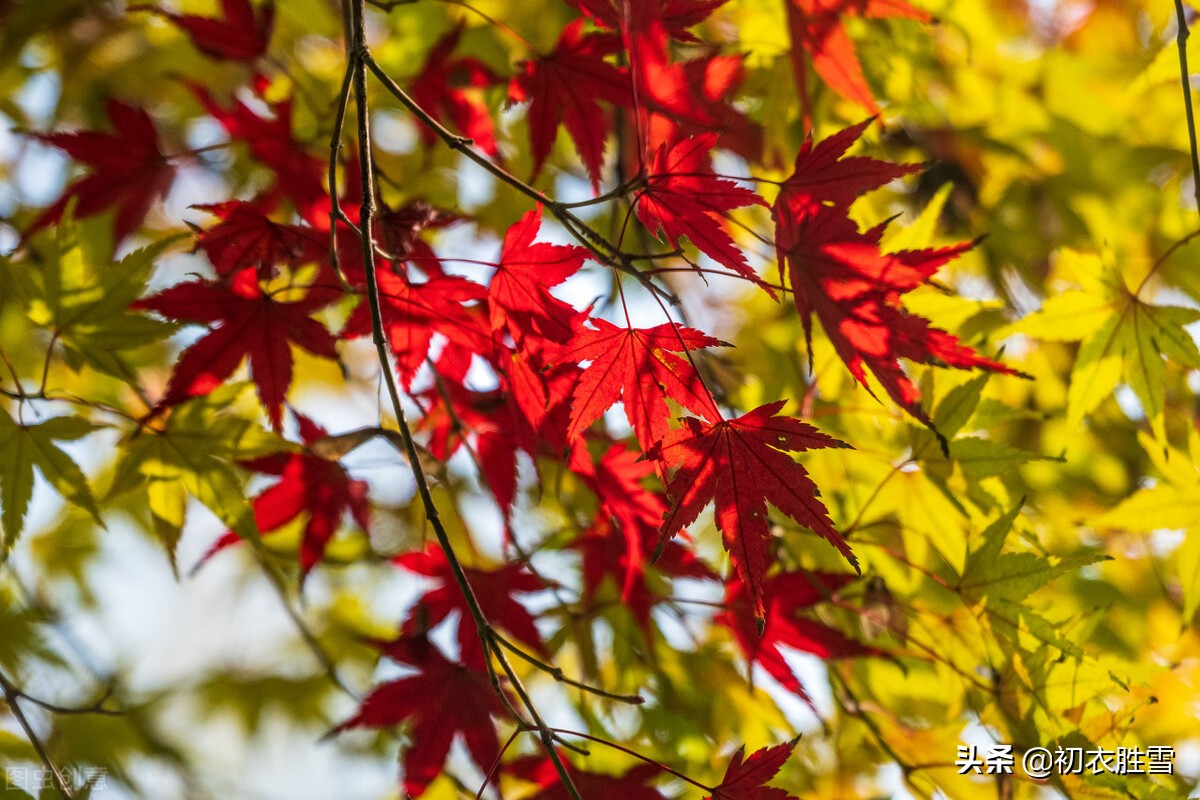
[14,0,1026,796]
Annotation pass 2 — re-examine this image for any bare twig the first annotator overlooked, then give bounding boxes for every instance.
[1175,0,1200,210]
[344,2,584,796]
[0,670,76,798]
[490,630,645,705]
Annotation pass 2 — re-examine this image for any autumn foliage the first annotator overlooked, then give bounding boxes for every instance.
[2,0,1199,798]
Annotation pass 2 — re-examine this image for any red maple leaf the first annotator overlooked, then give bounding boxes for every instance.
[508,19,631,190]
[706,741,801,800]
[774,117,918,224]
[630,29,761,159]
[408,24,501,157]
[134,0,274,62]
[648,401,855,620]
[191,83,326,221]
[567,0,730,41]
[199,415,370,577]
[773,123,1020,439]
[330,638,506,798]
[341,266,490,389]
[507,755,669,800]
[29,98,175,245]
[418,360,576,517]
[133,269,339,430]
[716,571,876,703]
[394,545,547,670]
[192,200,328,278]
[573,444,715,629]
[786,0,931,121]
[635,134,765,280]
[488,207,588,349]
[550,317,723,450]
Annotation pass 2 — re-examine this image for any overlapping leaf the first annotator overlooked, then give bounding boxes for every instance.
[407,24,501,157]
[509,19,630,189]
[1011,249,1200,442]
[507,755,668,800]
[773,122,1019,439]
[394,545,546,669]
[0,409,98,547]
[133,268,340,430]
[785,0,931,118]
[487,207,588,349]
[716,571,874,702]
[331,637,506,798]
[551,318,723,449]
[636,134,765,278]
[199,415,370,578]
[650,401,855,620]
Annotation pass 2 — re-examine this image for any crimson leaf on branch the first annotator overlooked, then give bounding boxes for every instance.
[394,544,547,670]
[573,444,715,629]
[786,0,931,117]
[488,207,588,350]
[341,266,490,389]
[191,82,326,221]
[330,638,506,799]
[774,117,918,221]
[551,317,724,450]
[716,571,876,704]
[648,401,856,622]
[773,122,1020,442]
[509,19,630,190]
[567,0,730,41]
[29,98,175,245]
[192,200,327,278]
[136,0,274,62]
[407,24,501,157]
[635,134,765,280]
[706,740,801,800]
[198,415,370,578]
[133,268,339,430]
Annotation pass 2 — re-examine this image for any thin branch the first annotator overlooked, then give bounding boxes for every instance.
[490,630,645,705]
[1175,0,1200,210]
[1135,225,1200,296]
[360,51,679,307]
[345,3,582,796]
[548,728,715,792]
[5,684,121,717]
[0,670,76,799]
[327,60,357,280]
[474,726,522,800]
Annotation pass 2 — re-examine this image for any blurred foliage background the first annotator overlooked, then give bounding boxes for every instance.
[2,0,1200,798]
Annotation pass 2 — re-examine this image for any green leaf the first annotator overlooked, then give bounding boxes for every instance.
[1017,250,1200,442]
[0,408,100,548]
[932,374,989,440]
[109,385,287,565]
[960,504,1107,602]
[25,218,182,380]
